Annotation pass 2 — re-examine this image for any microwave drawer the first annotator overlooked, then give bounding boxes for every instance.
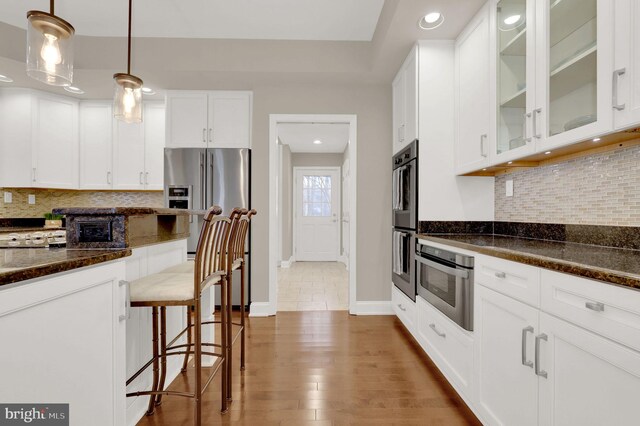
[475,254,541,308]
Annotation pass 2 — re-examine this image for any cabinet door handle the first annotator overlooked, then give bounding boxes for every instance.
[32,167,36,182]
[533,108,542,139]
[107,171,112,184]
[208,128,212,143]
[397,303,406,312]
[202,128,207,143]
[139,172,144,185]
[119,280,130,322]
[401,124,405,142]
[523,112,532,143]
[145,172,149,185]
[521,326,534,368]
[494,271,506,279]
[480,134,488,157]
[535,333,548,378]
[585,301,605,312]
[429,323,446,338]
[613,68,626,111]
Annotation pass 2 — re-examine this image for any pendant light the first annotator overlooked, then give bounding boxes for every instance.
[26,0,75,86]
[113,0,143,123]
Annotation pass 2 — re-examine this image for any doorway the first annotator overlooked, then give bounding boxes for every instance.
[262,114,357,316]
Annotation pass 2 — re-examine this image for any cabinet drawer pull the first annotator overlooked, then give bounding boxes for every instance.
[32,167,37,182]
[397,303,406,312]
[613,68,626,111]
[521,326,534,368]
[535,333,548,379]
[139,172,144,185]
[145,172,149,185]
[107,171,112,184]
[585,301,605,312]
[208,128,212,143]
[494,271,506,279]
[429,323,446,338]
[202,128,206,143]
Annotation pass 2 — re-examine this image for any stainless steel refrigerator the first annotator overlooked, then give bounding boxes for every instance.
[164,148,251,306]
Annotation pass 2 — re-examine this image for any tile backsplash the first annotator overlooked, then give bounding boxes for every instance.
[0,188,163,218]
[495,144,640,226]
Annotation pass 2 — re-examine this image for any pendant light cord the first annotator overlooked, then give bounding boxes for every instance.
[50,0,54,14]
[127,0,132,75]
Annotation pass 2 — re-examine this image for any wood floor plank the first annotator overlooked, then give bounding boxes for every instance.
[136,311,481,425]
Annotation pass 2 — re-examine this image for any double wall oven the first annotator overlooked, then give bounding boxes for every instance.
[392,141,418,301]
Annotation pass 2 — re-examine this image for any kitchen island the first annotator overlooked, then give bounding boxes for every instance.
[0,207,199,426]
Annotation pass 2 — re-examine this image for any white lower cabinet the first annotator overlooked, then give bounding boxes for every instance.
[391,284,416,333]
[0,261,127,426]
[474,285,539,426]
[416,296,474,401]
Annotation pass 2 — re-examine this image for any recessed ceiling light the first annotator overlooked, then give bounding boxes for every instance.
[64,86,84,94]
[0,74,13,83]
[508,161,513,164]
[482,168,487,171]
[419,12,444,30]
[544,151,552,155]
[592,137,601,142]
[142,87,156,95]
[313,140,323,145]
[504,15,521,25]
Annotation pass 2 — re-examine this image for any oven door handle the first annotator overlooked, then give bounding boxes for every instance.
[416,255,469,279]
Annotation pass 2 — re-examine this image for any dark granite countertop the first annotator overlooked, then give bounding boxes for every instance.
[52,207,193,216]
[417,234,640,291]
[0,248,131,286]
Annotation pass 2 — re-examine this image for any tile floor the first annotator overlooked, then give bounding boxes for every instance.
[277,261,349,311]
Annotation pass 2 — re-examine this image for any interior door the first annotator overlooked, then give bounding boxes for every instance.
[295,168,340,262]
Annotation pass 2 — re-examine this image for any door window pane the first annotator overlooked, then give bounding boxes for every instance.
[302,175,332,217]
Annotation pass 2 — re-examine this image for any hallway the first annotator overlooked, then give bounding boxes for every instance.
[277,262,349,311]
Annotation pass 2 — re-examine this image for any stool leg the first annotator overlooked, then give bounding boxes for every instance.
[155,306,167,406]
[182,306,192,373]
[240,262,246,371]
[194,296,202,425]
[220,277,229,413]
[226,271,233,402]
[146,307,160,416]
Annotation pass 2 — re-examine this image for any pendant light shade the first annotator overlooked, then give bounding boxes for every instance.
[26,2,75,86]
[114,0,143,123]
[113,73,143,123]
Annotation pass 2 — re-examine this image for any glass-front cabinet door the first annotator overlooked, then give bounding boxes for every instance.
[536,0,613,151]
[496,0,536,160]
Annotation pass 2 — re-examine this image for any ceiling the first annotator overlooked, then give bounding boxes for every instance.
[0,0,485,97]
[2,0,385,41]
[278,123,350,153]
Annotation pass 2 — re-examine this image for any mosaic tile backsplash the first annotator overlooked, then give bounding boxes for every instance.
[0,188,164,218]
[495,144,640,226]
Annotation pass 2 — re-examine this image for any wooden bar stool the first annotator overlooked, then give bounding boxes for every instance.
[125,206,231,424]
[225,208,257,401]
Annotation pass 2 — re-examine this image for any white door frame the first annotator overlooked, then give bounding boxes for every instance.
[292,166,341,262]
[260,114,357,316]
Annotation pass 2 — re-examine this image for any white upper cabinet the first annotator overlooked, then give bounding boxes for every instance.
[496,0,613,157]
[0,89,33,187]
[165,90,252,148]
[392,46,419,154]
[80,102,113,189]
[143,102,166,190]
[455,3,493,173]
[113,102,165,190]
[613,0,640,130]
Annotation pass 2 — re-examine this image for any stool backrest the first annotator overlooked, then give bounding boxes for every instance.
[228,208,257,269]
[194,206,230,291]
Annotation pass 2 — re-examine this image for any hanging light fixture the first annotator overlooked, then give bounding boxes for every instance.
[26,0,75,86]
[113,0,143,123]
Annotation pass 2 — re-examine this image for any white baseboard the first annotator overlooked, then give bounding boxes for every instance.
[280,256,294,268]
[249,302,275,317]
[350,301,394,315]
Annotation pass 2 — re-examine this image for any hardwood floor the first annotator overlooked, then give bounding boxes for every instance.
[136,311,481,425]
